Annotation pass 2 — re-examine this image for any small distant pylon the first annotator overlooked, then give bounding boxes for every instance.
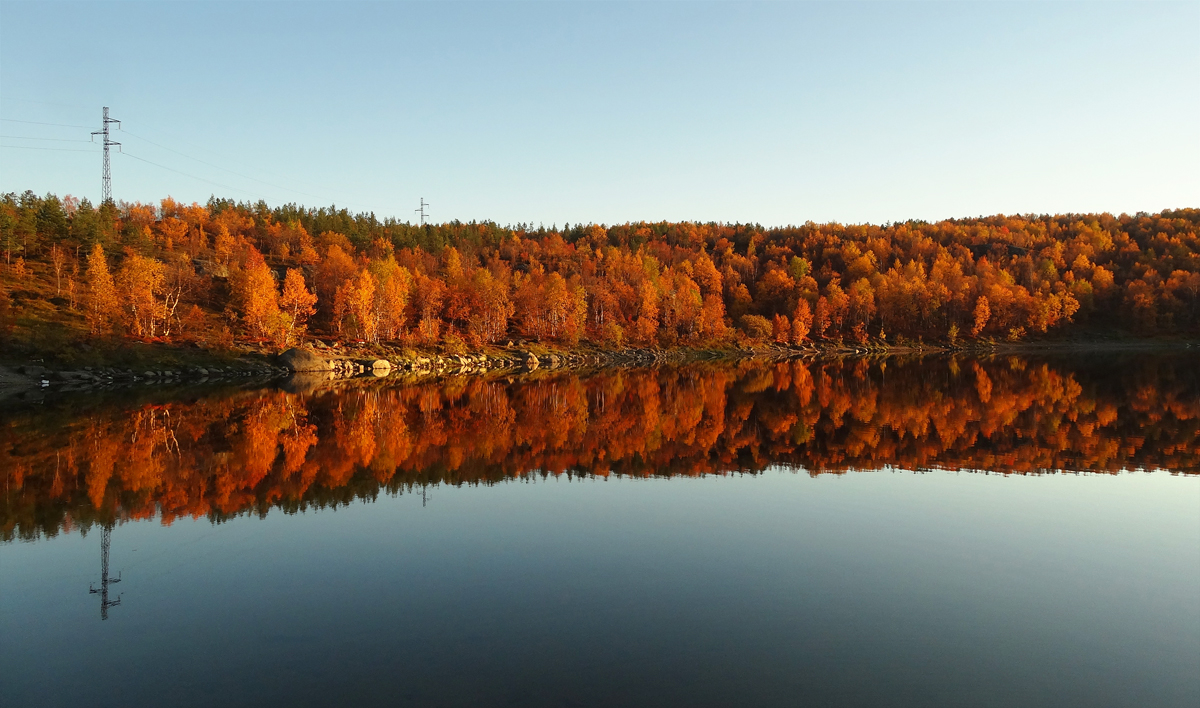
[89,523,122,620]
[415,197,429,226]
[90,107,121,204]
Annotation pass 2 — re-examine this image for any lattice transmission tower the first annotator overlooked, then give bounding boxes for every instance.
[416,197,429,225]
[89,523,122,620]
[90,107,121,204]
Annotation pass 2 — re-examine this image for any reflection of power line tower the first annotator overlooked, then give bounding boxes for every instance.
[89,524,122,620]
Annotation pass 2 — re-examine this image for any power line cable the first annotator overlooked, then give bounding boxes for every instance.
[4,113,386,214]
[4,114,273,202]
[1,144,99,153]
[1,134,93,142]
[0,97,94,110]
[0,117,93,129]
[117,127,377,211]
[118,150,271,200]
[119,128,334,203]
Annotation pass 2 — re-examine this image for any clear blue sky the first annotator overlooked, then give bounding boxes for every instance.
[1,1,1197,226]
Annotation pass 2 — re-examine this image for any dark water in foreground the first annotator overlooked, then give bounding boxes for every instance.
[2,354,1199,707]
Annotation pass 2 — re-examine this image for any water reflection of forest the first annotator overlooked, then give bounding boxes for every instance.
[3,354,1197,540]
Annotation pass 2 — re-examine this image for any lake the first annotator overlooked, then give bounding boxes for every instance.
[2,353,1198,707]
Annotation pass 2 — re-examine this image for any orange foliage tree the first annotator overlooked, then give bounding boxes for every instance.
[85,243,119,335]
[279,268,318,344]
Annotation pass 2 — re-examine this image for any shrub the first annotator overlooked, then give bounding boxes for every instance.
[738,314,772,341]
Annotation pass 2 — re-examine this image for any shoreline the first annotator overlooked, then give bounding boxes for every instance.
[1,337,1195,400]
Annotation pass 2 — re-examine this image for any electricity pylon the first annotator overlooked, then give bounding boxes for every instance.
[90,107,121,204]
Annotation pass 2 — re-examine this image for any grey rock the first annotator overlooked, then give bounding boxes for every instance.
[279,347,334,372]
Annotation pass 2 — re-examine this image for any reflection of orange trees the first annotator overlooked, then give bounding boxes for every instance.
[3,357,1197,540]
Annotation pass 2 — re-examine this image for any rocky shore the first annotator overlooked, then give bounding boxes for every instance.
[0,342,749,399]
[2,337,1193,401]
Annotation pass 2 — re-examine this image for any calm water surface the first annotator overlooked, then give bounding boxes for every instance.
[2,354,1198,707]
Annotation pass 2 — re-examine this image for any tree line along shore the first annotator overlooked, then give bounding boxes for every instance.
[1,191,1197,377]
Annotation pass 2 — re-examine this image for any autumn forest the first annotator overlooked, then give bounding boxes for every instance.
[2,193,1198,357]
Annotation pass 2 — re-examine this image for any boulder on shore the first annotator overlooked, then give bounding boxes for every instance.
[279,347,334,372]
[369,359,391,371]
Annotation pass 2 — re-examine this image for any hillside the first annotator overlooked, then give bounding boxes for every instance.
[2,192,1197,366]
